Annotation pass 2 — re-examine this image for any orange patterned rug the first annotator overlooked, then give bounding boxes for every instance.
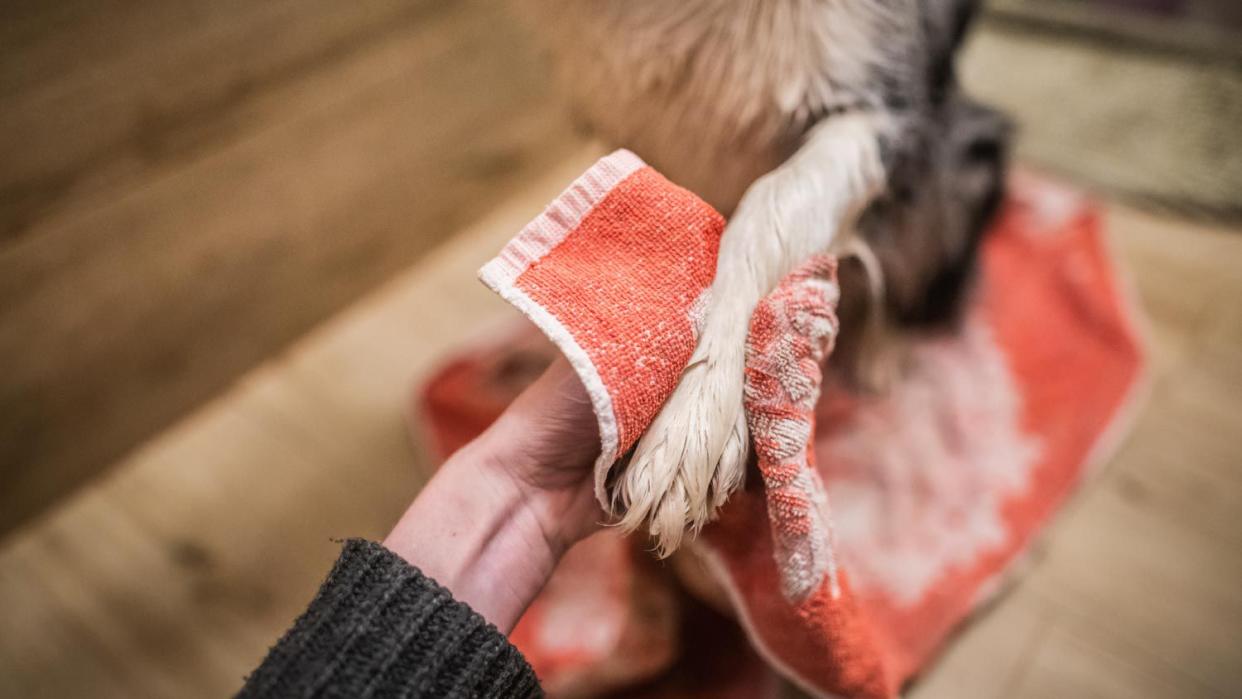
[417,154,1146,698]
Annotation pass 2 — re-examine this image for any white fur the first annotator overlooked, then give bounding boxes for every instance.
[518,0,909,554]
[621,115,888,555]
[519,0,910,212]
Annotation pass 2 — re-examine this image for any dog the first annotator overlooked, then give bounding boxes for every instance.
[517,0,1011,555]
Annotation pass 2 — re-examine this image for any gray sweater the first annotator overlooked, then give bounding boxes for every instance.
[238,539,541,698]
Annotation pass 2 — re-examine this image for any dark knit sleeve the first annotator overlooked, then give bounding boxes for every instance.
[237,539,541,698]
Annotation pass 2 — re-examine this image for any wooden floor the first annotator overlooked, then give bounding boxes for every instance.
[0,148,1240,697]
[0,0,583,533]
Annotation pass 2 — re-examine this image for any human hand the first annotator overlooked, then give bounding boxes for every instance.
[474,355,603,546]
[385,356,600,632]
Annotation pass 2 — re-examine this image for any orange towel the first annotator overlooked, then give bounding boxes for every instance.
[421,153,1147,697]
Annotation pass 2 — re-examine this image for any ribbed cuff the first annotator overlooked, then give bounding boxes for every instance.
[238,539,541,698]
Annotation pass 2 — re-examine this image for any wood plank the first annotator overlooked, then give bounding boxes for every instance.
[1,0,444,240]
[0,0,584,533]
[908,586,1050,698]
[962,19,1242,220]
[984,0,1242,67]
[1012,623,1223,698]
[0,151,600,698]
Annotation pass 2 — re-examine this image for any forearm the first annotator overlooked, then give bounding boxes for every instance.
[244,356,594,697]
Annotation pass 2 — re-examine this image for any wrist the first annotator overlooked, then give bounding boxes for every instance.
[383,356,602,632]
[475,412,600,550]
[383,439,568,633]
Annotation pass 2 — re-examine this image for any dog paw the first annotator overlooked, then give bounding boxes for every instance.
[613,335,748,556]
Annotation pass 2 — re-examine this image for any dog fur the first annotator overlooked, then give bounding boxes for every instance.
[518,0,1011,555]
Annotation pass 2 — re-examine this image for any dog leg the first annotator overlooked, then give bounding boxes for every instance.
[616,113,890,555]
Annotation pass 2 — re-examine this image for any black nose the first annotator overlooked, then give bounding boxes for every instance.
[954,99,1013,165]
[965,133,1003,167]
